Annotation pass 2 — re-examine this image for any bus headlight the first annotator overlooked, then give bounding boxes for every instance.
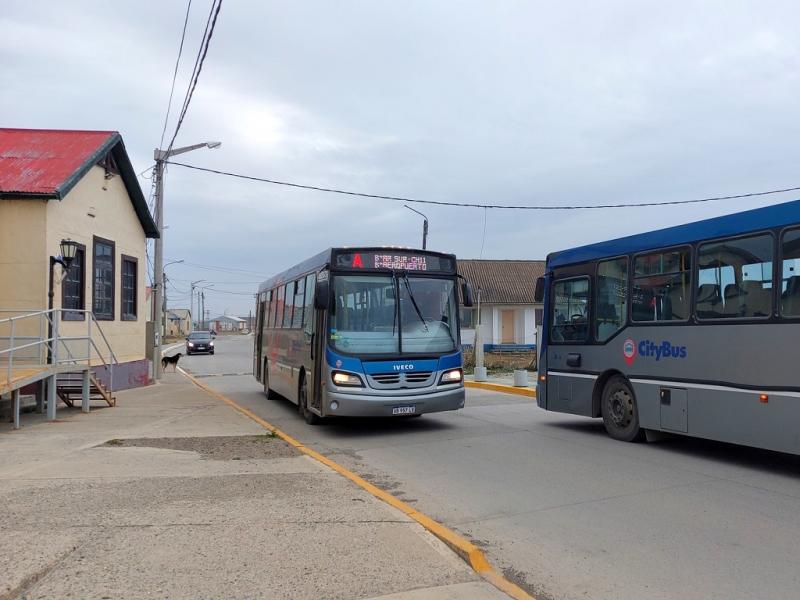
[332,371,364,387]
[440,368,463,384]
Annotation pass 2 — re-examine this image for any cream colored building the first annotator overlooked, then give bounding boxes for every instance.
[166,309,192,337]
[0,128,159,389]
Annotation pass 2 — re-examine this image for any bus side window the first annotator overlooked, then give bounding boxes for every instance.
[632,249,691,322]
[303,273,316,335]
[697,234,773,319]
[268,288,277,328]
[781,228,800,317]
[551,277,590,343]
[292,278,305,328]
[595,258,628,342]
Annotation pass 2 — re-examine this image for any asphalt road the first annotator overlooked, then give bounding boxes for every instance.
[175,336,800,600]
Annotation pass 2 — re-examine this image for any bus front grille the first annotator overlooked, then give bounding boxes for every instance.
[367,371,435,389]
[372,373,401,385]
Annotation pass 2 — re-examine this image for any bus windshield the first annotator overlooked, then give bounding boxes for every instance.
[330,274,457,355]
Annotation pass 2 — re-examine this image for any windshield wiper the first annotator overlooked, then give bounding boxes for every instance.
[401,273,429,332]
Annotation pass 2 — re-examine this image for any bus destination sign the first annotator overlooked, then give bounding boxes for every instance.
[335,251,453,272]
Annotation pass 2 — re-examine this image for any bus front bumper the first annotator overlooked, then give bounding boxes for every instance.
[322,386,465,418]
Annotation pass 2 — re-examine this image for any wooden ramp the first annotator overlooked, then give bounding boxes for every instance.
[0,366,55,397]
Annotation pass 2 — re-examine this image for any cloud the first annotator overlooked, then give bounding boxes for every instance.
[3,0,800,315]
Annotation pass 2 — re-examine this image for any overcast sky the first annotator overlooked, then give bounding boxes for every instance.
[3,1,799,317]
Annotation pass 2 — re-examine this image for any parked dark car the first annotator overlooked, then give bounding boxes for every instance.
[186,331,215,355]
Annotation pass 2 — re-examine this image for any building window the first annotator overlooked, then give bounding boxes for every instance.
[92,237,115,320]
[121,255,138,321]
[550,277,590,343]
[459,307,475,328]
[781,227,800,317]
[697,234,773,319]
[632,248,691,322]
[595,257,628,342]
[62,243,86,321]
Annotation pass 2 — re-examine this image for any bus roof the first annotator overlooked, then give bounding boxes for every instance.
[547,198,800,269]
[256,247,456,293]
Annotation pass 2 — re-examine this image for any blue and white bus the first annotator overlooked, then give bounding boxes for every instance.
[253,247,473,424]
[534,200,800,454]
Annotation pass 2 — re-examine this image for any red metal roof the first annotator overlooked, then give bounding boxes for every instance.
[0,128,116,196]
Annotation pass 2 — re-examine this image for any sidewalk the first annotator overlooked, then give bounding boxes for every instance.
[0,374,507,600]
[464,372,537,398]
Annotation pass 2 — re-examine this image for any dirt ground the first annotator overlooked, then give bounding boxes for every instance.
[101,434,300,460]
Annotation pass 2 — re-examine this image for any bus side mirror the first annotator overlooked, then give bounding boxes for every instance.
[462,283,474,307]
[314,279,330,310]
[534,276,545,303]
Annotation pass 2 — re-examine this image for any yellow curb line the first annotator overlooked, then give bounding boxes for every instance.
[177,366,536,600]
[465,381,537,398]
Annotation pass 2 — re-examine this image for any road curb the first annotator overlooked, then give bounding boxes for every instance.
[177,367,537,600]
[465,381,536,398]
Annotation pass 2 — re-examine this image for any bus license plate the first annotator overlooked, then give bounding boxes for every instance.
[392,405,416,415]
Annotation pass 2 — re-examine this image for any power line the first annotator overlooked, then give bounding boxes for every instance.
[160,0,194,149]
[167,259,268,277]
[165,0,223,153]
[166,161,800,211]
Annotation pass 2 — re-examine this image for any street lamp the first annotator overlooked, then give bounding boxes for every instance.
[47,239,79,364]
[197,284,214,330]
[404,205,429,249]
[190,280,207,332]
[152,141,221,380]
[162,259,184,333]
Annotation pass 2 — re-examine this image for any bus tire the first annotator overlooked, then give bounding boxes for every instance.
[600,376,644,442]
[263,361,277,399]
[298,374,320,425]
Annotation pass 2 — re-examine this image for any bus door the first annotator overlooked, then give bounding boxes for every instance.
[546,276,593,416]
[306,271,326,413]
[254,296,266,381]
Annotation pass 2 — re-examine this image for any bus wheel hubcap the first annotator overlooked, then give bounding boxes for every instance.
[610,390,632,427]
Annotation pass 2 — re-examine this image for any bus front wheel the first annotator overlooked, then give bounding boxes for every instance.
[601,376,644,442]
[298,375,320,425]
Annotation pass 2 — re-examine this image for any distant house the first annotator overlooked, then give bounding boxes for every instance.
[0,128,159,389]
[457,259,545,350]
[210,315,245,332]
[166,309,192,337]
[237,314,255,333]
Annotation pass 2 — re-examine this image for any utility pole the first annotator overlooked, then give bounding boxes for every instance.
[201,291,205,329]
[404,205,429,249]
[151,142,221,380]
[152,160,165,379]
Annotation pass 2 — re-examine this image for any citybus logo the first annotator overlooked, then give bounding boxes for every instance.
[623,338,636,366]
[623,338,687,364]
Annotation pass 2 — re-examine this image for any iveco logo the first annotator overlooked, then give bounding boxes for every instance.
[393,364,415,371]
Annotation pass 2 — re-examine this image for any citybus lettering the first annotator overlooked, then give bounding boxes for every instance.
[637,339,687,361]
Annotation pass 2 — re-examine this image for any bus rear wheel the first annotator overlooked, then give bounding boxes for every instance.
[263,361,277,399]
[601,376,644,442]
[298,375,320,425]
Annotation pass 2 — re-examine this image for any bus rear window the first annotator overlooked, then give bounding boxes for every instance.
[632,248,691,322]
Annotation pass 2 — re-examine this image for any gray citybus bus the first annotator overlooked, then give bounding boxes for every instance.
[253,247,473,424]
[534,199,800,454]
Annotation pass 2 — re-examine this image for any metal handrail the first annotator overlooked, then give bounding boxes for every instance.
[1,309,119,392]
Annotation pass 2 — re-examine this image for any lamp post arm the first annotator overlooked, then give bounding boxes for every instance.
[155,143,207,161]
